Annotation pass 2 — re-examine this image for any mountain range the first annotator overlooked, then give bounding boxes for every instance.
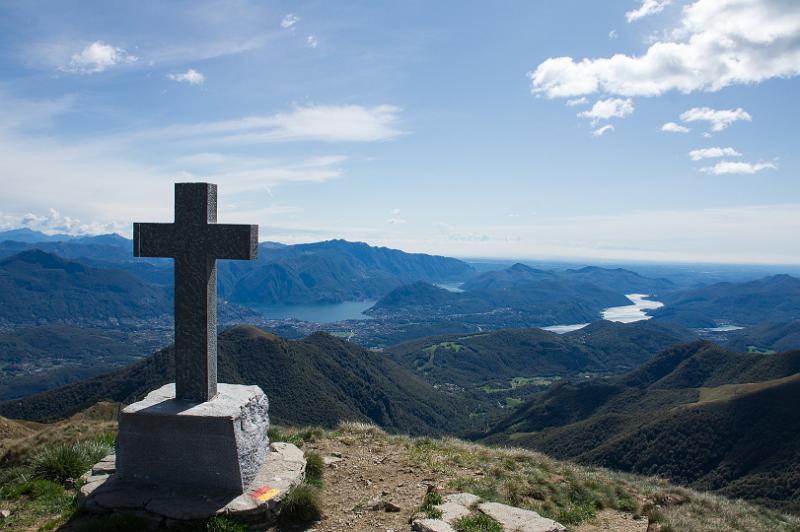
[652,274,800,327]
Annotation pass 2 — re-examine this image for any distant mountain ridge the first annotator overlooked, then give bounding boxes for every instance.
[368,263,666,326]
[653,274,800,327]
[0,232,475,306]
[0,250,170,326]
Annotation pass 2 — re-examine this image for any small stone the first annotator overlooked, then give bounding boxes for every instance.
[384,501,401,512]
[64,478,76,489]
[412,519,455,532]
[0,510,10,519]
[324,456,344,466]
[443,493,481,508]
[331,451,343,458]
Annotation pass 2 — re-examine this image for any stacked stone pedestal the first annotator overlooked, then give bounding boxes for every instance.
[80,383,306,526]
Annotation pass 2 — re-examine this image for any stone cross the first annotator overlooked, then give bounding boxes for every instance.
[133,183,258,402]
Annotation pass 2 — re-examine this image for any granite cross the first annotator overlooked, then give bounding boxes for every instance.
[133,183,258,402]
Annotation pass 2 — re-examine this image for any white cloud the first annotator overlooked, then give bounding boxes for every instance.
[565,97,588,107]
[661,122,690,133]
[578,98,634,125]
[281,14,300,29]
[689,147,741,160]
[626,0,672,23]
[307,35,318,48]
[680,107,752,131]
[0,208,124,236]
[390,208,401,215]
[168,68,205,85]
[609,29,618,40]
[62,41,137,74]
[530,0,800,98]
[700,161,777,175]
[151,104,404,144]
[386,218,406,225]
[592,125,615,137]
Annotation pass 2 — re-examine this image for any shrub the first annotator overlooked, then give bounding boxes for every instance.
[304,451,325,487]
[279,482,322,525]
[419,491,444,518]
[452,513,504,532]
[30,441,112,484]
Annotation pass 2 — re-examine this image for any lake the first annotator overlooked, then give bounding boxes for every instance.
[254,300,376,323]
[543,293,664,334]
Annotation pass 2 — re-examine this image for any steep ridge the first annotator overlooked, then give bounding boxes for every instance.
[0,326,474,436]
[484,342,800,511]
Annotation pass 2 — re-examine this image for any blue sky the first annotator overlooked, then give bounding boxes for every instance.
[0,0,799,263]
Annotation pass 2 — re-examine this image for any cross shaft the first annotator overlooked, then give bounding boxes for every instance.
[133,183,258,402]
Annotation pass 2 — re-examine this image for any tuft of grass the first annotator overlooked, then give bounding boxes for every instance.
[93,431,117,447]
[419,491,444,519]
[304,450,325,487]
[206,515,248,532]
[29,441,112,484]
[2,479,64,501]
[268,426,305,447]
[279,482,323,525]
[336,421,387,439]
[452,513,504,532]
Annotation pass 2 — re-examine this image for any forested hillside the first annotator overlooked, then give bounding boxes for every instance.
[0,326,475,436]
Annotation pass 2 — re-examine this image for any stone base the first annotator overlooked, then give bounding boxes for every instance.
[116,383,269,494]
[79,443,306,526]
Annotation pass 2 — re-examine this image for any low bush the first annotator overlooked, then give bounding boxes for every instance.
[304,450,325,487]
[30,441,112,484]
[279,482,322,525]
[452,513,503,532]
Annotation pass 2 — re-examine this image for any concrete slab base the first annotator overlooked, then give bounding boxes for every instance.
[79,443,306,527]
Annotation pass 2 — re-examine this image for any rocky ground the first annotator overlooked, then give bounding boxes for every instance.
[299,426,647,532]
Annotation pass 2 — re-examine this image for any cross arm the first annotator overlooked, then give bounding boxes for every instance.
[133,223,177,258]
[208,224,258,260]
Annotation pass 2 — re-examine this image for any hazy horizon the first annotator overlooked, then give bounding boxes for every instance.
[1,0,798,263]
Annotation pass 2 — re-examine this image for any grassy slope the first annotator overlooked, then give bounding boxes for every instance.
[484,342,800,512]
[2,418,798,531]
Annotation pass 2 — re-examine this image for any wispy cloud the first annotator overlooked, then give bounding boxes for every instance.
[700,161,777,175]
[661,122,690,133]
[626,0,672,23]
[61,41,137,74]
[680,107,752,132]
[689,147,741,160]
[565,97,588,107]
[307,35,319,48]
[592,124,615,137]
[167,68,205,85]
[579,98,634,126]
[281,14,300,29]
[145,104,404,144]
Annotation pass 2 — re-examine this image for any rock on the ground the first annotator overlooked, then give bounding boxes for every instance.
[412,518,456,532]
[443,493,480,508]
[435,501,470,523]
[478,502,566,532]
